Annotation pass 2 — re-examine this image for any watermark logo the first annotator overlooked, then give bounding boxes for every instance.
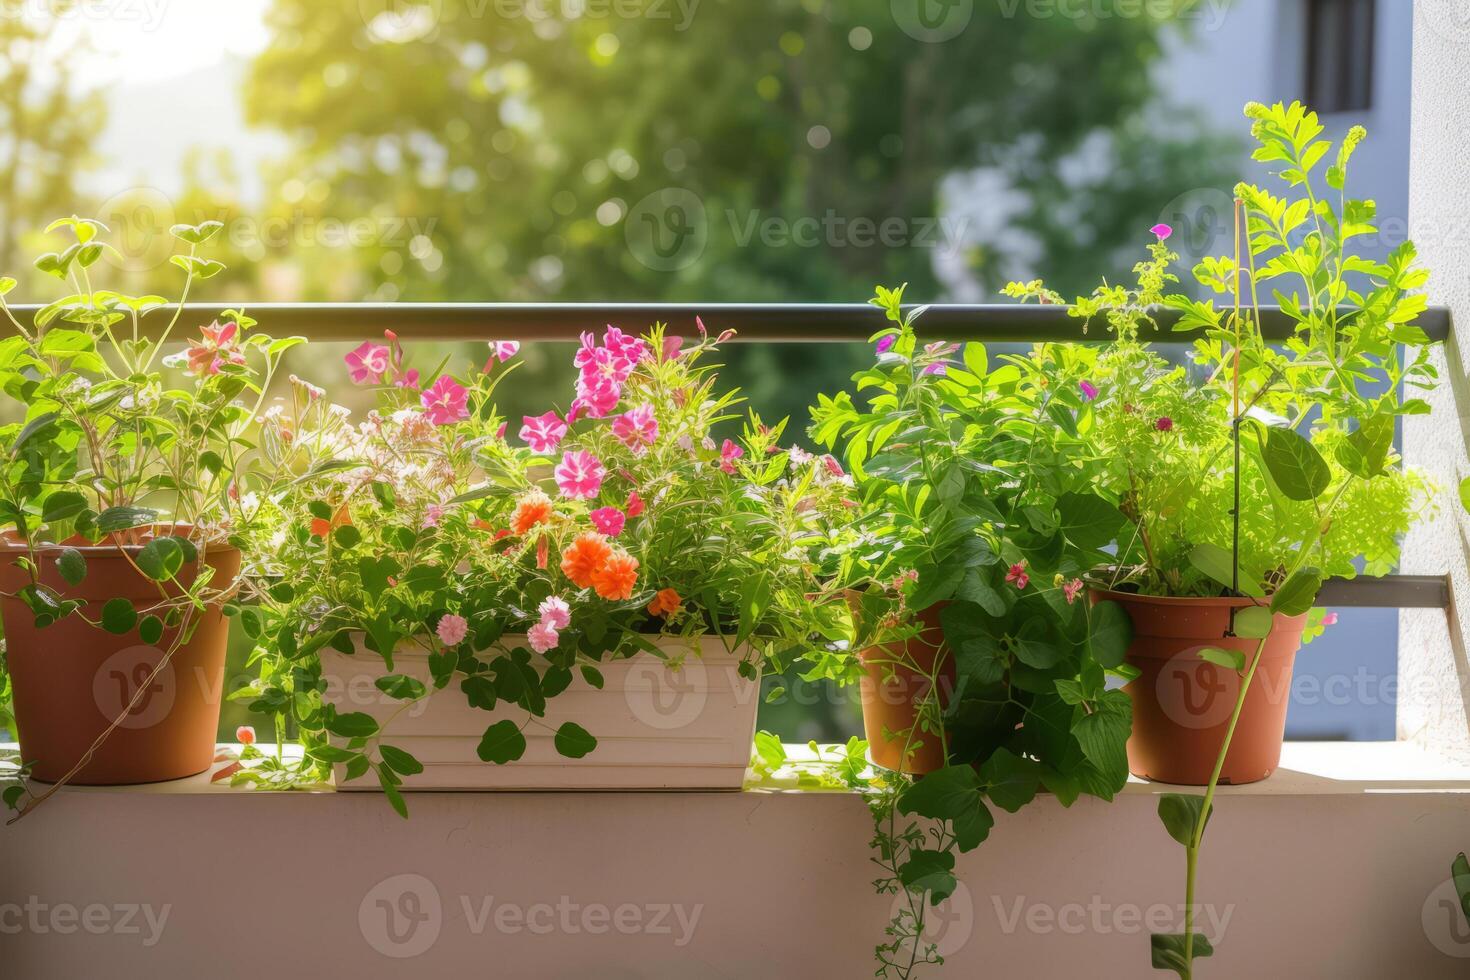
[1154,647,1237,730]
[890,882,974,958]
[1419,0,1470,45]
[359,0,442,42]
[994,894,1234,938]
[359,874,443,959]
[92,646,176,731]
[0,0,169,30]
[1156,187,1234,273]
[624,188,708,272]
[624,659,710,731]
[892,0,973,42]
[0,898,170,946]
[1423,876,1470,957]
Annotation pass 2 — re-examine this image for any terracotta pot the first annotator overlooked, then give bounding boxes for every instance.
[853,601,955,775]
[1097,590,1307,785]
[0,530,239,785]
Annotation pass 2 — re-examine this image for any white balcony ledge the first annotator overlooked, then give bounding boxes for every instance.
[5,740,1470,978]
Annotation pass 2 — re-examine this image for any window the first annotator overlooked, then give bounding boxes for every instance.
[1306,0,1376,113]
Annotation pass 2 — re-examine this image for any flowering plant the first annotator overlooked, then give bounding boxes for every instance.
[0,216,299,815]
[230,320,841,812]
[808,286,1134,979]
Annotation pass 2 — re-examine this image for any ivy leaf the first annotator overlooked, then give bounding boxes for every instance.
[978,748,1040,813]
[1055,492,1125,550]
[477,719,527,764]
[897,849,958,904]
[1150,933,1214,977]
[1198,647,1245,671]
[1086,600,1133,669]
[553,722,597,759]
[1013,616,1064,669]
[55,548,86,586]
[1157,793,1210,847]
[897,765,994,852]
[1071,688,1131,789]
[1258,425,1330,501]
[940,602,1006,688]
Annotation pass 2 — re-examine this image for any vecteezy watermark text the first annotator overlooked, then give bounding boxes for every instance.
[0,898,171,947]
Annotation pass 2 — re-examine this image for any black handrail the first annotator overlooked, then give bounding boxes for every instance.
[3,300,1454,609]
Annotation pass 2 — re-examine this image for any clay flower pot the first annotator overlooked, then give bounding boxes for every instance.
[1096,590,1307,785]
[853,601,955,775]
[0,530,240,785]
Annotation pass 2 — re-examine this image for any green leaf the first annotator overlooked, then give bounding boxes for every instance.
[553,722,597,759]
[897,849,958,903]
[378,766,408,818]
[897,765,994,852]
[41,491,88,524]
[1336,415,1393,479]
[1198,647,1245,671]
[1188,542,1237,592]
[95,506,158,534]
[1270,567,1322,616]
[136,537,185,581]
[477,719,527,764]
[580,665,605,690]
[1461,477,1470,517]
[1013,616,1064,669]
[1453,853,1470,925]
[979,748,1040,813]
[55,548,85,586]
[1258,425,1330,501]
[375,674,427,701]
[1233,605,1273,639]
[139,615,163,645]
[326,711,379,738]
[379,745,425,776]
[1150,933,1214,977]
[101,598,137,634]
[1086,600,1133,669]
[1071,688,1131,788]
[1055,492,1125,550]
[1157,793,1210,847]
[334,524,362,549]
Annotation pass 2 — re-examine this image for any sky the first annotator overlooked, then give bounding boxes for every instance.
[54,0,271,87]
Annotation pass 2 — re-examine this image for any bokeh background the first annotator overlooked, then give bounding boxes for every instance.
[0,0,1407,743]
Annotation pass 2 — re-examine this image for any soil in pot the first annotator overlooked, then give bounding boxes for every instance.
[0,530,240,785]
[855,602,955,775]
[1098,590,1307,785]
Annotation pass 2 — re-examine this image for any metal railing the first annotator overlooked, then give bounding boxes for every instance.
[8,300,1454,609]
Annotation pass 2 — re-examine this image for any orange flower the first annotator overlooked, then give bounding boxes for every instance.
[592,551,639,601]
[511,490,555,535]
[647,588,682,617]
[560,532,613,589]
[309,504,352,538]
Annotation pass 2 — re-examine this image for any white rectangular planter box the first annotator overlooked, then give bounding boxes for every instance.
[318,635,759,791]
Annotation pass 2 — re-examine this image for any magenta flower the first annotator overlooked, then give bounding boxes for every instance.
[875,334,897,356]
[393,368,421,390]
[662,335,684,361]
[612,403,659,453]
[1322,612,1339,627]
[1063,579,1084,605]
[821,454,845,478]
[528,622,560,654]
[1151,223,1173,241]
[185,320,245,376]
[538,596,571,631]
[555,449,606,499]
[436,613,468,647]
[626,490,645,517]
[488,340,521,363]
[1005,562,1029,591]
[345,341,390,385]
[589,506,626,537]
[571,327,648,418]
[1155,416,1174,432]
[1079,380,1098,401]
[520,411,568,454]
[719,439,744,475]
[421,375,470,425]
[922,363,947,376]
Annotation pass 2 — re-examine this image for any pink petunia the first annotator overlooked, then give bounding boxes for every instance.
[421,375,470,425]
[555,450,606,500]
[488,340,521,363]
[1322,612,1339,626]
[922,362,947,376]
[875,334,896,356]
[589,506,626,537]
[436,613,468,647]
[719,439,744,475]
[528,621,560,654]
[1005,562,1029,591]
[345,341,391,385]
[185,320,245,376]
[520,410,568,453]
[1151,223,1173,241]
[662,335,684,361]
[612,403,659,453]
[625,490,645,518]
[538,596,571,631]
[393,368,421,390]
[1079,380,1098,401]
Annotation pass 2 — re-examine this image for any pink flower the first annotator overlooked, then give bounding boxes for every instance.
[922,362,947,376]
[1155,416,1174,432]
[1006,562,1029,591]
[393,368,421,390]
[1151,223,1173,241]
[520,411,568,453]
[1322,612,1339,626]
[423,503,447,528]
[1063,579,1084,605]
[612,403,659,453]
[185,320,245,376]
[719,439,744,475]
[488,340,521,363]
[538,596,571,631]
[555,450,606,499]
[345,341,391,384]
[571,327,647,419]
[661,335,684,361]
[236,725,255,746]
[528,621,560,654]
[589,506,626,537]
[436,613,468,647]
[626,491,645,518]
[875,334,896,356]
[421,375,470,425]
[1079,380,1098,401]
[821,454,845,478]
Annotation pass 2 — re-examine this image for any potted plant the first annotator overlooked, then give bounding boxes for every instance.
[0,216,300,816]
[228,320,837,809]
[1008,102,1438,975]
[805,285,1136,978]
